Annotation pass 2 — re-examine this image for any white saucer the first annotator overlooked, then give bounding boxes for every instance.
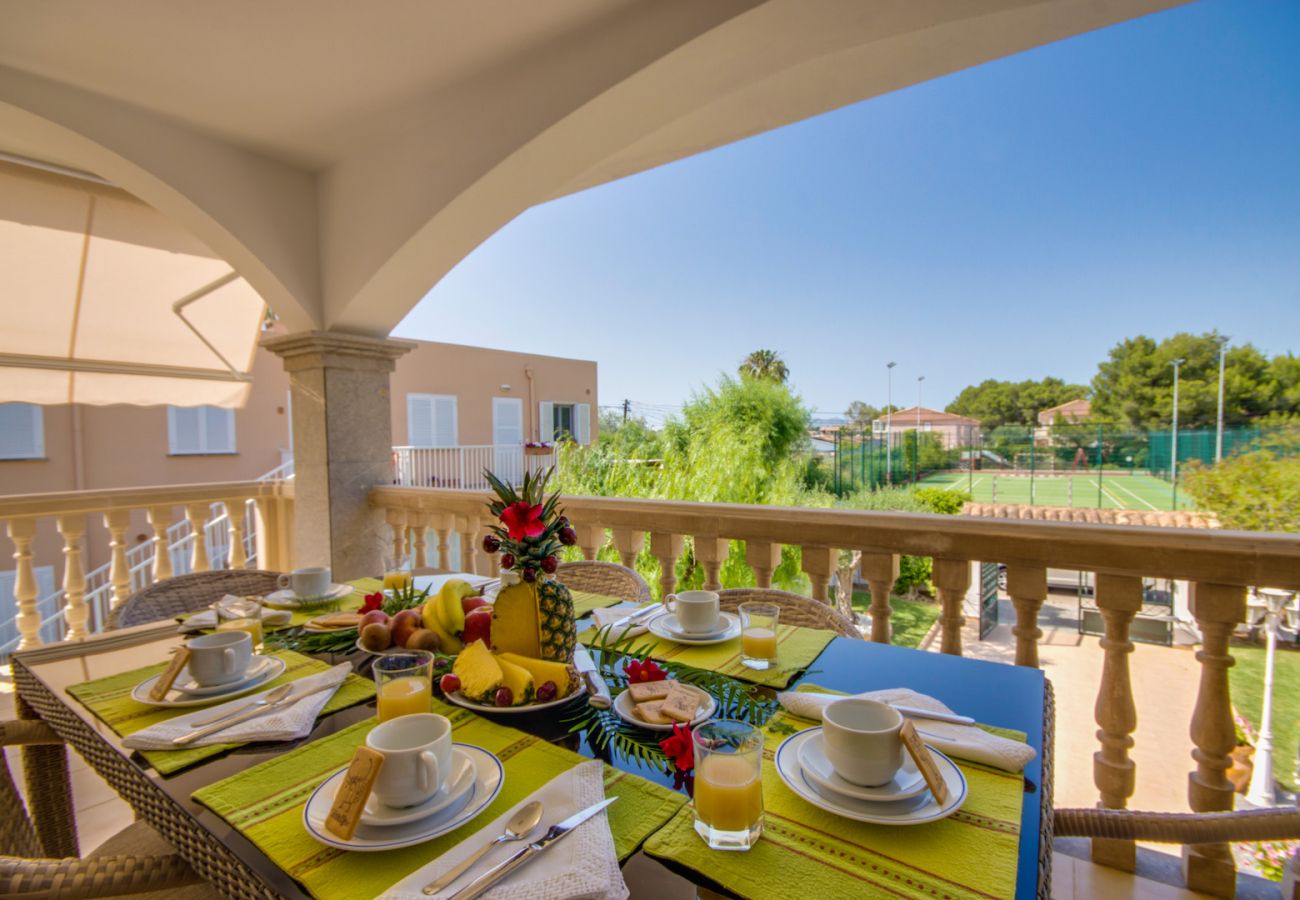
[445,683,586,714]
[775,728,967,826]
[264,584,354,608]
[303,743,503,851]
[647,611,741,645]
[172,655,282,696]
[131,655,287,708]
[796,729,928,801]
[360,748,476,826]
[613,681,716,732]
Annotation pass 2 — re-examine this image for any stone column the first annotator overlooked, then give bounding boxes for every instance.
[859,552,900,643]
[264,331,413,580]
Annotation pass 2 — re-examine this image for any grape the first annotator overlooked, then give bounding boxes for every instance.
[494,686,514,707]
[535,681,558,703]
[439,674,461,694]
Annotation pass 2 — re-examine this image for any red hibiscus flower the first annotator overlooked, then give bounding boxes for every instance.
[361,592,384,613]
[623,659,666,683]
[499,502,545,540]
[659,723,695,773]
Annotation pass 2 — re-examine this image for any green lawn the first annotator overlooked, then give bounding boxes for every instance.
[1229,641,1300,792]
[848,591,940,649]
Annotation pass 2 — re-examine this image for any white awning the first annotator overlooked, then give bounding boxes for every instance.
[0,159,265,407]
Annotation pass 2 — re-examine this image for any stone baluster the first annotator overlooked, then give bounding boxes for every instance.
[456,516,477,572]
[410,512,429,569]
[1091,573,1143,871]
[434,515,453,571]
[104,509,133,613]
[745,541,780,589]
[147,506,174,580]
[223,499,248,569]
[56,515,89,640]
[801,545,836,603]
[8,517,41,650]
[1006,564,1048,668]
[695,537,728,592]
[649,532,684,599]
[859,552,900,643]
[1184,581,1247,896]
[611,528,644,569]
[386,508,409,566]
[574,524,604,561]
[932,558,971,656]
[184,502,212,573]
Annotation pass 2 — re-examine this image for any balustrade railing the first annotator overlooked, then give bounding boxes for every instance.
[392,445,557,490]
[370,485,1300,896]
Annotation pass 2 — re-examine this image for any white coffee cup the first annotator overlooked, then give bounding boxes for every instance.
[278,566,331,599]
[366,713,454,809]
[662,590,721,635]
[185,631,253,687]
[821,698,904,787]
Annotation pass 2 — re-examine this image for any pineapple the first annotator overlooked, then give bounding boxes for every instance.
[491,574,576,663]
[496,652,577,697]
[495,656,536,705]
[537,578,577,661]
[452,640,503,702]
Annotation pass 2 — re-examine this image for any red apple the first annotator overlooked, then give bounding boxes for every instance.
[460,595,489,614]
[359,609,390,629]
[461,607,492,646]
[390,608,423,648]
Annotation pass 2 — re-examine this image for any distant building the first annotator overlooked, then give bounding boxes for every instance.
[1036,398,1092,426]
[870,407,979,449]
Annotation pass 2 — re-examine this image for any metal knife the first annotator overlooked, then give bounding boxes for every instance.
[447,797,618,900]
[608,603,659,631]
[171,679,337,745]
[572,645,612,709]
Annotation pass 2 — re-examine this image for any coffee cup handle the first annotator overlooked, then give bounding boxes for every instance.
[276,574,290,589]
[221,647,236,674]
[416,750,440,795]
[663,594,677,614]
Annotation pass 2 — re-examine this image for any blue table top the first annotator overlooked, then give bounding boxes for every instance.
[795,638,1048,900]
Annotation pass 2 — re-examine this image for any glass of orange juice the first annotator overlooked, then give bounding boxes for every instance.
[693,720,764,850]
[383,556,413,593]
[374,650,434,722]
[216,616,264,651]
[738,602,780,670]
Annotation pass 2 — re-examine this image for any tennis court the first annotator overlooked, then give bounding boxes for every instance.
[919,471,1189,511]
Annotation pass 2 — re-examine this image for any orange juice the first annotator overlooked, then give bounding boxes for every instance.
[741,627,777,660]
[377,675,431,721]
[695,754,763,832]
[216,617,263,648]
[383,570,413,592]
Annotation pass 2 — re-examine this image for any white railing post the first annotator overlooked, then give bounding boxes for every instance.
[104,509,133,612]
[8,517,41,650]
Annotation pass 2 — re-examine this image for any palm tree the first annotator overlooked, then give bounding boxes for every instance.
[739,349,789,383]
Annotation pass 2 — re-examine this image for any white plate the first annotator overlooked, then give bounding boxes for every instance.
[131,655,287,707]
[444,682,586,714]
[775,728,967,826]
[263,584,354,608]
[796,729,929,801]
[613,682,716,732]
[303,744,503,851]
[360,748,476,827]
[647,611,741,645]
[656,613,728,639]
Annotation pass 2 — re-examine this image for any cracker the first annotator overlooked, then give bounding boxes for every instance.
[633,700,672,725]
[661,685,701,723]
[628,680,672,703]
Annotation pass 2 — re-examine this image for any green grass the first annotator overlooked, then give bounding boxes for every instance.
[1229,641,1300,792]
[848,591,940,649]
[919,471,1189,511]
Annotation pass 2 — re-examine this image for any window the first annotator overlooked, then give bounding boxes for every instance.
[407,394,458,447]
[540,401,590,444]
[168,406,236,454]
[554,404,574,440]
[0,403,44,460]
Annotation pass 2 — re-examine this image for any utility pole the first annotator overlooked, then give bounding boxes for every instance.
[1215,337,1229,464]
[886,362,896,485]
[915,375,924,484]
[622,398,630,424]
[1171,358,1184,507]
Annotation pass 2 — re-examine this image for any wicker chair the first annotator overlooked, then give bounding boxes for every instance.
[555,561,652,606]
[1054,804,1300,848]
[1,719,216,898]
[717,588,863,639]
[106,570,283,630]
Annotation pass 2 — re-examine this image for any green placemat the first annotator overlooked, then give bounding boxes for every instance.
[67,650,376,775]
[192,701,687,900]
[570,589,624,619]
[579,619,834,689]
[642,686,1025,900]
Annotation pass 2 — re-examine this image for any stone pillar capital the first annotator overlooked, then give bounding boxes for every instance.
[262,330,414,374]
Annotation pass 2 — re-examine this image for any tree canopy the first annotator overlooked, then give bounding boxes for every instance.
[738,349,789,383]
[945,377,1087,429]
[1182,427,1300,532]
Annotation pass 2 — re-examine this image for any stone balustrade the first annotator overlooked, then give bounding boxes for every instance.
[370,484,1300,897]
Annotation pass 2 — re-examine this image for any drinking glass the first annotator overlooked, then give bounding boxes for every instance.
[692,720,764,850]
[374,650,434,722]
[383,555,413,593]
[738,602,780,670]
[216,616,264,651]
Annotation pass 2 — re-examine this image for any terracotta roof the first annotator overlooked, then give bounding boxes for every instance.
[1037,398,1092,424]
[963,502,1219,529]
[872,407,980,427]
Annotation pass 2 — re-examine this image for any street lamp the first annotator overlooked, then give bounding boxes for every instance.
[1215,336,1230,464]
[915,376,925,484]
[1171,358,1184,507]
[886,362,896,485]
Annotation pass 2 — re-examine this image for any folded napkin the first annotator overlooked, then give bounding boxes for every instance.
[379,760,626,900]
[776,687,1037,772]
[179,594,292,633]
[123,662,351,750]
[589,605,656,641]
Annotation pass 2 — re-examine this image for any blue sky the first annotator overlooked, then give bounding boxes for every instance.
[396,0,1300,423]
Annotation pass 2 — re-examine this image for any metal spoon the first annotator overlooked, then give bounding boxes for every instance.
[422,800,544,894]
[189,683,292,727]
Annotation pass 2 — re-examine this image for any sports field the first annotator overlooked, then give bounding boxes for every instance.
[919,471,1189,511]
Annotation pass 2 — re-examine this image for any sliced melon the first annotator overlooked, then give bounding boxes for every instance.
[495,656,536,705]
[496,651,575,697]
[452,640,503,702]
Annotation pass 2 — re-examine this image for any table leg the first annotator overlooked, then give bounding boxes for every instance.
[16,690,79,858]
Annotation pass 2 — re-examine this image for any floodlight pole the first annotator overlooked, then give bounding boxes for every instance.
[1215,337,1229,464]
[886,362,896,485]
[915,376,924,484]
[1171,358,1184,507]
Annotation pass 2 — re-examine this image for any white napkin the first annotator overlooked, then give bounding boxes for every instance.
[179,594,292,633]
[776,687,1037,773]
[589,605,657,641]
[123,663,351,750]
[379,760,626,900]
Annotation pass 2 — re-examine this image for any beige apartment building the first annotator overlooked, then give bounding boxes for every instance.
[871,406,980,449]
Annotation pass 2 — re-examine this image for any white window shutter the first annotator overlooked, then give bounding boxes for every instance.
[538,401,554,442]
[575,403,591,444]
[205,407,236,452]
[407,394,435,447]
[432,396,458,447]
[168,407,202,455]
[0,403,43,459]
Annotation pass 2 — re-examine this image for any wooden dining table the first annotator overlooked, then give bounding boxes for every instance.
[11,616,1052,899]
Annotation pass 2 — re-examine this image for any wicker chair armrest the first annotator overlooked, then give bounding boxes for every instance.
[0,721,62,747]
[1054,806,1300,844]
[1,853,203,898]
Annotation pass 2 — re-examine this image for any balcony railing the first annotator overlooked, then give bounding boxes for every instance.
[392,445,557,490]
